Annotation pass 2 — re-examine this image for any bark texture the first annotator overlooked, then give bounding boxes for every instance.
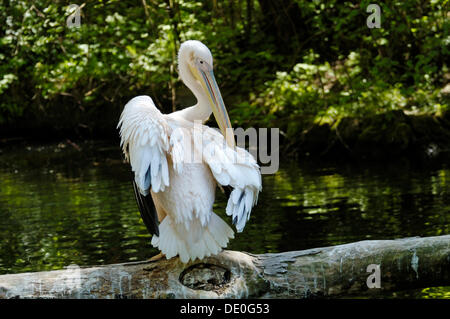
[0,235,448,299]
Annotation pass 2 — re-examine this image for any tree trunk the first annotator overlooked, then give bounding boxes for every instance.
[165,0,180,113]
[0,235,448,299]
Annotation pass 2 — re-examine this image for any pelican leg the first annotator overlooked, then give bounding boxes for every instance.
[148,252,165,262]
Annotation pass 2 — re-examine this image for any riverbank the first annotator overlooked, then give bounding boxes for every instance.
[283,110,450,162]
[2,110,450,164]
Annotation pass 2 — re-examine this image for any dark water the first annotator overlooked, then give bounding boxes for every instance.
[0,140,448,298]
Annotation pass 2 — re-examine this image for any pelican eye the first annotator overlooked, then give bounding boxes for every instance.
[196,58,210,72]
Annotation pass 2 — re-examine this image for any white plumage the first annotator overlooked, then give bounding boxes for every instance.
[118,40,261,263]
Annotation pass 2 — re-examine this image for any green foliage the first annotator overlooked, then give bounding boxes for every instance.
[236,0,449,135]
[0,0,448,137]
[250,50,446,131]
[0,0,280,128]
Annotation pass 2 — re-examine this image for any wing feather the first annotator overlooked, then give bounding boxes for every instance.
[118,95,170,195]
[132,180,159,236]
[118,95,172,237]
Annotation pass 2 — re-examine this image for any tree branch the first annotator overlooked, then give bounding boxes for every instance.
[0,235,448,298]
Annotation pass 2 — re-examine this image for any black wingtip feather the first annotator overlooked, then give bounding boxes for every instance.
[132,180,160,237]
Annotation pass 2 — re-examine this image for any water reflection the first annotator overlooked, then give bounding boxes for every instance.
[0,141,448,297]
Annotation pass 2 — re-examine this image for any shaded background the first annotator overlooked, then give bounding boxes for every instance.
[0,0,448,144]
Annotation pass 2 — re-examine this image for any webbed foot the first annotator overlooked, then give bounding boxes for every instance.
[148,252,165,262]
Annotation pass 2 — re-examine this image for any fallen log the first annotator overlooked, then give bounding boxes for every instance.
[0,235,448,299]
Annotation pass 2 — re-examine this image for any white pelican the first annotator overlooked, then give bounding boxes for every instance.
[118,40,262,263]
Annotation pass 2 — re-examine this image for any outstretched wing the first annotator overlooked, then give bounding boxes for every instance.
[118,95,170,194]
[201,127,262,233]
[118,95,171,235]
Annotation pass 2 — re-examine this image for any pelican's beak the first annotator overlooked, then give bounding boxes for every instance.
[190,64,235,148]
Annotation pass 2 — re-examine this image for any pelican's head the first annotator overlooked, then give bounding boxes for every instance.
[178,40,235,148]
